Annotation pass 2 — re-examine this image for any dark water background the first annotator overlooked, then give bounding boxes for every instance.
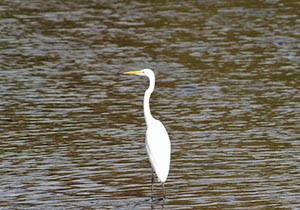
[1,0,299,209]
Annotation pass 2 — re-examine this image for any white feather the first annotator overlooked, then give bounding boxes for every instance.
[146,119,171,182]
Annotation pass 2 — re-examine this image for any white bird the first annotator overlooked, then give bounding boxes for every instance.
[124,69,171,200]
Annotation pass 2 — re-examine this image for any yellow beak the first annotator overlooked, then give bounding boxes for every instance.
[124,70,142,75]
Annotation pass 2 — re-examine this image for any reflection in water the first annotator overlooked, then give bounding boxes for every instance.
[0,0,299,209]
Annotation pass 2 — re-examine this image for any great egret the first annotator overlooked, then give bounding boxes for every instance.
[124,69,171,200]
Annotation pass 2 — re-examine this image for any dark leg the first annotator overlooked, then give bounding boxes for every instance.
[151,170,155,200]
[162,182,166,200]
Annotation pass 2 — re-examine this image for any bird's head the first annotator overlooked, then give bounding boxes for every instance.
[124,69,154,77]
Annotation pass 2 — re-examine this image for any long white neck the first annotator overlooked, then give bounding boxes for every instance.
[144,74,155,126]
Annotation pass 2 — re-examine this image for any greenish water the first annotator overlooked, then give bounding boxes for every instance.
[1,0,299,209]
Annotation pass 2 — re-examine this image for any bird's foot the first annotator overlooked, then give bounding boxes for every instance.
[148,197,166,203]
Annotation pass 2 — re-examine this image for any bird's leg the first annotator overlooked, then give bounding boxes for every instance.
[151,170,155,200]
[162,182,166,200]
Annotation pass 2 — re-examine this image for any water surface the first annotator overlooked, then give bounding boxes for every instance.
[1,0,300,209]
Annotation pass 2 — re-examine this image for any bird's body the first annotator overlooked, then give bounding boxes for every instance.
[146,118,170,183]
[124,69,171,200]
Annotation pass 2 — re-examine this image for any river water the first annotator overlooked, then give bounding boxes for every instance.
[1,0,299,209]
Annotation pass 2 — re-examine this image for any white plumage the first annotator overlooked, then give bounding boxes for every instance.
[146,119,171,183]
[124,69,171,200]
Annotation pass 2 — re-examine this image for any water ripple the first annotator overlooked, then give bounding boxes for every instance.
[1,0,300,209]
